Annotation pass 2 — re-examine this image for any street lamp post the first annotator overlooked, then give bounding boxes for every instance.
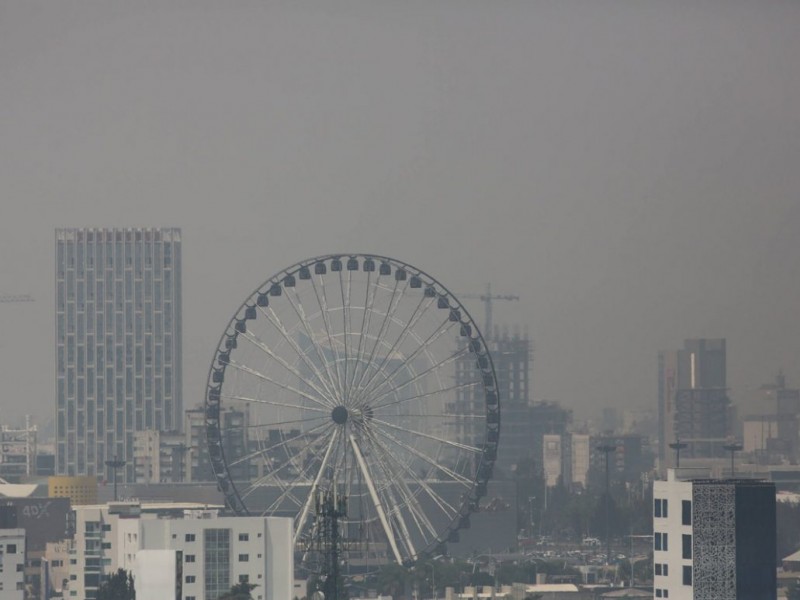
[723,441,743,477]
[596,443,617,567]
[105,455,126,502]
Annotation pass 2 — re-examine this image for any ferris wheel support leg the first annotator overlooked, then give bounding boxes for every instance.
[294,429,339,545]
[349,433,403,565]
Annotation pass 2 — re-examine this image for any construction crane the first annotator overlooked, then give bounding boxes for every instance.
[458,283,519,336]
[0,294,34,304]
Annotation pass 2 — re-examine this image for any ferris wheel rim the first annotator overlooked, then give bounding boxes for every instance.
[204,253,500,564]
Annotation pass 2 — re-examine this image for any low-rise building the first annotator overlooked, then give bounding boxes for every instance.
[68,501,292,600]
[0,528,26,599]
[653,468,776,599]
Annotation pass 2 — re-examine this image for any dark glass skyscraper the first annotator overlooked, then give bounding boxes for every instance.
[55,228,182,482]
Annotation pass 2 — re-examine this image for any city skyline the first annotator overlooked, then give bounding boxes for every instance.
[2,1,800,432]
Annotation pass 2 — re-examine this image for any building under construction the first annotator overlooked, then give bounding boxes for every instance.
[453,327,532,473]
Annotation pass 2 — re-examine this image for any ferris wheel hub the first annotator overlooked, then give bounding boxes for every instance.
[331,405,349,425]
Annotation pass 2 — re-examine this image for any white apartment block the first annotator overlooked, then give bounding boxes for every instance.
[653,469,776,599]
[0,529,26,599]
[66,502,292,600]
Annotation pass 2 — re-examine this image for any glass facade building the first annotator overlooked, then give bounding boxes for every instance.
[55,228,182,482]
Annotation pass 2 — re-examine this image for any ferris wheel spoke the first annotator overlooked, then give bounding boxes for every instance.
[312,274,346,399]
[265,428,338,513]
[347,270,379,396]
[226,360,333,410]
[371,379,482,412]
[365,433,460,531]
[354,279,408,398]
[367,345,473,409]
[359,430,418,558]
[228,419,332,469]
[240,330,338,407]
[242,428,335,509]
[283,287,343,403]
[370,417,482,454]
[259,305,340,406]
[351,292,435,407]
[339,269,351,395]
[359,321,464,407]
[362,429,438,544]
[349,433,403,565]
[293,429,340,544]
[370,424,473,487]
[363,428,448,540]
[221,394,328,415]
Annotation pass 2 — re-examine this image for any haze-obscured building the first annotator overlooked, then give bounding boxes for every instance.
[454,330,531,473]
[55,228,182,483]
[658,339,731,472]
[742,373,800,462]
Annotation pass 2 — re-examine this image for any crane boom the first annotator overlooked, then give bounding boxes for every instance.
[457,283,519,336]
[0,294,34,303]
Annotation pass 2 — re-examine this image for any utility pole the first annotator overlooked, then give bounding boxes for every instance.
[597,443,617,566]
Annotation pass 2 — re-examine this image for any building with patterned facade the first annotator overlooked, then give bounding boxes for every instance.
[55,228,182,483]
[653,469,775,599]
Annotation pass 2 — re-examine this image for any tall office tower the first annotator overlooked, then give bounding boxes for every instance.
[653,470,776,599]
[658,339,730,471]
[55,228,182,483]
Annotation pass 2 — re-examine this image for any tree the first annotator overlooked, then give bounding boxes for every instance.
[96,568,135,600]
[219,582,258,600]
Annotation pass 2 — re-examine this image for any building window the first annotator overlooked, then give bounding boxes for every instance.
[185,575,195,583]
[654,498,668,518]
[238,554,249,562]
[185,555,195,563]
[663,564,668,576]
[185,534,195,542]
[683,565,692,585]
[682,499,692,525]
[682,534,692,559]
[655,533,669,550]
[205,528,231,600]
[6,544,16,554]
[656,590,662,598]
[238,533,249,542]
[655,564,662,576]
[239,574,249,583]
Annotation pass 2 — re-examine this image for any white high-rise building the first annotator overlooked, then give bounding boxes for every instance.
[55,228,182,482]
[653,469,776,599]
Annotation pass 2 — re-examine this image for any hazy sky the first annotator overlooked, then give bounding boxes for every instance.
[2,0,799,429]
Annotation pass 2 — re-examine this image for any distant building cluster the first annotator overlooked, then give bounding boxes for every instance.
[0,226,795,598]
